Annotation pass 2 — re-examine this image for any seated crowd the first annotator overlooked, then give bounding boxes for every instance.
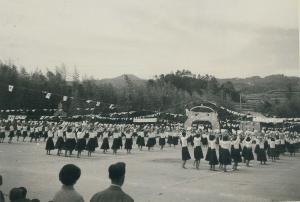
[0,162,134,202]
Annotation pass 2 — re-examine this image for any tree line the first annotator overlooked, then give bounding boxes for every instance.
[0,63,242,115]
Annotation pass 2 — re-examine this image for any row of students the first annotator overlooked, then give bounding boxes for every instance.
[180,129,300,172]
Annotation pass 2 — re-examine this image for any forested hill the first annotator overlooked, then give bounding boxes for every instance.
[218,75,300,94]
[0,64,239,114]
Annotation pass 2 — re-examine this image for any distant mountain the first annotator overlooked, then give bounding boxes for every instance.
[94,74,146,88]
[219,74,300,94]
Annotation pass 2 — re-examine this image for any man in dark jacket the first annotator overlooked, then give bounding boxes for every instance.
[90,162,134,202]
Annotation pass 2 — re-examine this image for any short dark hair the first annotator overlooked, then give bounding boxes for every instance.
[19,187,27,198]
[109,162,126,181]
[59,164,81,186]
[9,188,23,201]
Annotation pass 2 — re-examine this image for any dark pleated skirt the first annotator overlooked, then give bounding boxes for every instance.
[16,130,21,137]
[86,137,98,152]
[76,138,86,151]
[287,143,295,154]
[205,148,219,165]
[167,136,173,144]
[219,148,231,165]
[182,147,191,161]
[146,137,156,147]
[257,148,267,162]
[64,138,76,151]
[194,146,204,160]
[22,131,28,138]
[45,137,55,150]
[159,137,166,146]
[243,147,254,161]
[111,138,119,150]
[8,131,14,138]
[231,147,242,163]
[55,137,64,149]
[125,138,133,150]
[0,132,5,138]
[100,137,110,150]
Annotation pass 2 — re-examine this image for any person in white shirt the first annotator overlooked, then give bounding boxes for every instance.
[219,135,231,172]
[180,131,191,169]
[205,134,219,171]
[111,128,121,155]
[242,136,254,167]
[100,128,110,153]
[254,137,267,165]
[65,127,76,157]
[136,128,145,150]
[124,129,133,154]
[76,127,86,158]
[45,127,55,155]
[8,124,15,144]
[268,137,276,162]
[55,126,65,156]
[159,130,166,150]
[87,128,98,157]
[0,124,5,143]
[193,133,203,169]
[231,135,242,171]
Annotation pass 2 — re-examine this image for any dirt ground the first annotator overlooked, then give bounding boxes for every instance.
[0,139,300,202]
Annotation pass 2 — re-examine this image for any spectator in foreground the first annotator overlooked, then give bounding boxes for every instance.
[90,162,134,202]
[9,188,23,202]
[0,175,4,202]
[53,164,84,202]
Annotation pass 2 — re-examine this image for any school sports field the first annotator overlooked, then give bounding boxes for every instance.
[1,141,300,202]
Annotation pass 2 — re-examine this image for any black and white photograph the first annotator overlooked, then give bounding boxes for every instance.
[0,0,299,201]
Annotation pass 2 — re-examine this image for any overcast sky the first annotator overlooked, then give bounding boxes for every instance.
[0,0,298,79]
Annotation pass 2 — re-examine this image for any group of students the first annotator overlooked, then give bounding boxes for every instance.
[180,128,300,172]
[0,162,134,202]
[0,120,184,157]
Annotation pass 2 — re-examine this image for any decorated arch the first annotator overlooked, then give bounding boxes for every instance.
[184,105,220,130]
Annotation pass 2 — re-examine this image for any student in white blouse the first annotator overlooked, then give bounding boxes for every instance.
[180,130,191,169]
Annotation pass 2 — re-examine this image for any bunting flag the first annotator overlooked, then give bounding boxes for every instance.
[96,102,101,107]
[45,93,51,99]
[8,85,14,92]
[63,96,68,102]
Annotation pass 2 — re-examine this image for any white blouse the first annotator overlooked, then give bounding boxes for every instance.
[181,136,189,147]
[220,140,231,150]
[193,137,201,147]
[66,131,75,139]
[208,139,217,149]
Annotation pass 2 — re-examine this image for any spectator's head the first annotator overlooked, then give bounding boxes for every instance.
[19,187,27,199]
[108,162,126,186]
[9,187,23,201]
[59,164,81,186]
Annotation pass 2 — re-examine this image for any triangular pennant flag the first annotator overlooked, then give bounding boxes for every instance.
[63,96,68,102]
[8,85,14,92]
[96,102,101,107]
[45,93,51,99]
